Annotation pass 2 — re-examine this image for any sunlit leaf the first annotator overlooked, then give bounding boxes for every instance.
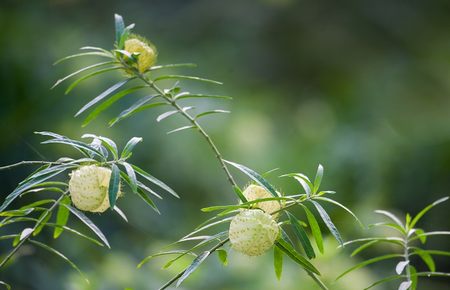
[274,244,283,280]
[310,201,343,246]
[154,75,222,85]
[176,251,210,287]
[121,137,143,160]
[410,196,449,229]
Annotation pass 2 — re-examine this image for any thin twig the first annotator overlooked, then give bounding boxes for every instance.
[0,161,57,171]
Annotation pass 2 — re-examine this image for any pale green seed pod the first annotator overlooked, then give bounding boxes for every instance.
[243,184,282,216]
[124,37,157,73]
[229,209,280,256]
[68,165,121,213]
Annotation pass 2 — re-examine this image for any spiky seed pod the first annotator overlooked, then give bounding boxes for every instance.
[68,165,121,213]
[243,184,282,216]
[124,35,157,73]
[229,209,280,256]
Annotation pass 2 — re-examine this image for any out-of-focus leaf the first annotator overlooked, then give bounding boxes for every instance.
[53,51,112,65]
[336,254,403,280]
[167,125,195,135]
[154,75,223,85]
[52,61,116,89]
[217,249,228,266]
[274,246,283,280]
[398,281,412,290]
[29,239,89,284]
[410,196,448,228]
[195,110,230,120]
[54,196,71,239]
[64,66,123,94]
[414,249,435,272]
[114,14,125,47]
[395,261,409,275]
[175,94,232,100]
[313,196,364,228]
[375,210,404,228]
[33,211,52,236]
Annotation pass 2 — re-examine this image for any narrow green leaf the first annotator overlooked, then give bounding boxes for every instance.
[217,249,228,266]
[64,205,110,248]
[351,240,379,257]
[195,110,230,120]
[28,239,89,283]
[313,196,364,228]
[414,249,435,272]
[108,164,120,209]
[414,229,426,244]
[224,160,278,197]
[0,208,34,217]
[336,254,403,280]
[154,75,223,85]
[275,238,320,275]
[409,265,417,290]
[274,246,283,280]
[136,188,160,214]
[311,201,343,246]
[375,210,404,228]
[294,175,312,197]
[114,14,125,47]
[113,206,128,222]
[137,250,197,268]
[121,162,137,193]
[121,137,143,160]
[299,204,324,254]
[313,164,324,194]
[132,164,179,198]
[0,281,11,290]
[233,186,247,203]
[287,212,315,259]
[51,61,115,89]
[176,251,210,287]
[82,85,147,127]
[109,95,158,126]
[176,94,232,100]
[167,125,196,135]
[156,106,194,122]
[82,134,118,160]
[54,51,112,65]
[148,63,197,72]
[410,196,449,228]
[75,79,131,117]
[33,211,52,236]
[64,66,123,94]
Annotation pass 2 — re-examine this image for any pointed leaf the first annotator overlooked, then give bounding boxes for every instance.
[398,281,412,290]
[54,51,112,65]
[275,237,320,275]
[132,164,179,198]
[176,94,232,100]
[167,125,195,135]
[121,162,137,193]
[109,95,157,126]
[75,79,131,117]
[195,110,230,120]
[154,75,223,85]
[113,206,128,222]
[375,210,404,228]
[224,160,278,197]
[114,14,125,47]
[287,212,315,259]
[64,205,110,248]
[410,196,449,228]
[299,204,324,254]
[313,164,324,194]
[121,137,143,160]
[65,66,123,94]
[311,201,343,246]
[217,249,228,266]
[136,188,160,214]
[108,164,120,209]
[176,251,210,287]
[336,254,403,280]
[313,196,364,228]
[274,245,283,280]
[414,249,435,272]
[51,61,115,89]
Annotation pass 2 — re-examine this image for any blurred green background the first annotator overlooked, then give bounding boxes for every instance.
[1,0,450,289]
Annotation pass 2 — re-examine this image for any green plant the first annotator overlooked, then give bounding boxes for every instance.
[337,197,450,289]
[0,132,177,283]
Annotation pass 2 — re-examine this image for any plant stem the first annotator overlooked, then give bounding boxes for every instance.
[0,193,67,269]
[403,236,412,286]
[136,74,238,189]
[0,161,57,171]
[158,238,230,290]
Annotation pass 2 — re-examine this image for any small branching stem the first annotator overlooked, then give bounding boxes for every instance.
[0,161,58,171]
[0,192,67,269]
[136,73,238,189]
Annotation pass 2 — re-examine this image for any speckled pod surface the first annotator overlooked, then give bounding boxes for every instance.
[243,184,282,216]
[229,209,279,256]
[68,165,120,213]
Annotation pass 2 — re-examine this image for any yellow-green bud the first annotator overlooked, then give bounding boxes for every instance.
[243,184,282,216]
[229,209,279,256]
[68,165,121,213]
[124,37,157,73]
